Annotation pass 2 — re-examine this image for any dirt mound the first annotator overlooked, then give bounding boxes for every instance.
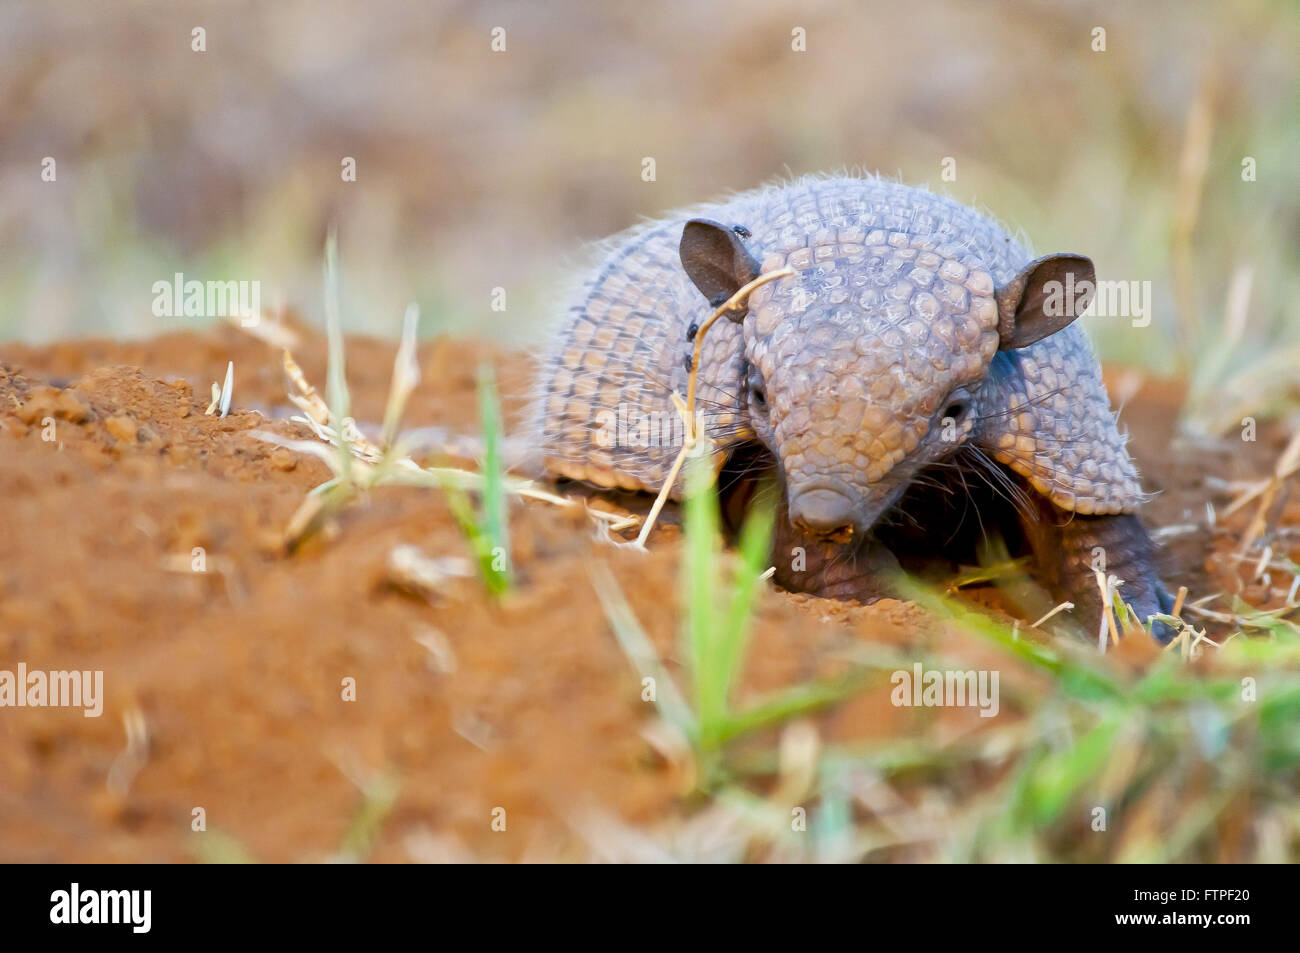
[0,327,1291,861]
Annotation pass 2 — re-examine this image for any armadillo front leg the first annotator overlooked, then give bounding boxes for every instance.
[1018,504,1176,642]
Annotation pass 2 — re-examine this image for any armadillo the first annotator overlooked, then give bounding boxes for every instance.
[535,175,1173,640]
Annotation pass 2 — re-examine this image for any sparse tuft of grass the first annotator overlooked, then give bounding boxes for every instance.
[815,575,1300,861]
[253,237,621,593]
[594,449,869,789]
[585,561,1299,861]
[433,366,513,595]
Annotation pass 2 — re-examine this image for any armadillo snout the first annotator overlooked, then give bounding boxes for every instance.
[790,487,858,544]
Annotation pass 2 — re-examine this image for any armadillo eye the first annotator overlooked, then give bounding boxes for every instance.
[750,384,767,409]
[943,400,968,422]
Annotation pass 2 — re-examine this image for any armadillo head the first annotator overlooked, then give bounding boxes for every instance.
[680,218,1095,544]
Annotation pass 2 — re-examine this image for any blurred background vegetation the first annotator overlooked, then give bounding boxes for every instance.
[1,0,1296,431]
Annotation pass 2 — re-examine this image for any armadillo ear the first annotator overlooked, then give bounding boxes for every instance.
[996,253,1096,350]
[680,218,762,321]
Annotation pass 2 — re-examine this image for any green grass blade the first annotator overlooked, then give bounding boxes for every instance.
[682,450,724,747]
[477,364,511,592]
[718,497,775,707]
[893,573,1124,701]
[717,672,870,745]
[1016,709,1125,829]
[433,469,506,596]
[588,562,697,742]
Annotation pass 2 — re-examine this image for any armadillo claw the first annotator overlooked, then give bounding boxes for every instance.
[1025,511,1174,644]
